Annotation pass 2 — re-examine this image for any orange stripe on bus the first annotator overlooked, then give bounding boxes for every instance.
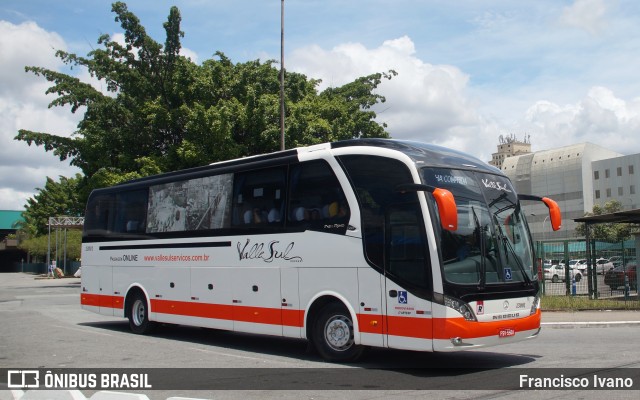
[80,293,124,309]
[357,314,384,334]
[282,308,305,328]
[149,298,305,327]
[432,309,541,340]
[386,315,433,339]
[82,293,540,338]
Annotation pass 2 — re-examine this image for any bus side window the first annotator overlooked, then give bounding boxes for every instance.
[84,194,115,236]
[113,190,149,234]
[288,160,350,234]
[232,167,286,228]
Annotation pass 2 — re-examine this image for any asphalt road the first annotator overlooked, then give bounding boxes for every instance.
[1,273,639,400]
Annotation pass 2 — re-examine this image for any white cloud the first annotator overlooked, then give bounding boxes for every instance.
[0,20,82,210]
[289,36,490,155]
[559,0,608,35]
[0,20,202,211]
[289,35,640,162]
[180,47,199,64]
[522,87,640,152]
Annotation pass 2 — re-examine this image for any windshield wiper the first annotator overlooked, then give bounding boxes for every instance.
[493,216,532,286]
[471,206,486,290]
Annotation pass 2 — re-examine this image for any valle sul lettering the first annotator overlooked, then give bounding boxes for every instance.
[237,239,302,263]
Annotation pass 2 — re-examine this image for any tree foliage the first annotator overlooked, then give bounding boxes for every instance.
[575,200,633,242]
[18,230,82,262]
[16,2,392,206]
[16,175,84,262]
[20,174,84,237]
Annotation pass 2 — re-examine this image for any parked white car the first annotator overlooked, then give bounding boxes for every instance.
[608,256,623,268]
[568,259,587,276]
[544,264,582,283]
[595,258,614,275]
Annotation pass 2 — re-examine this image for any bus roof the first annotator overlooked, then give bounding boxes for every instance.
[331,139,500,174]
[109,138,500,191]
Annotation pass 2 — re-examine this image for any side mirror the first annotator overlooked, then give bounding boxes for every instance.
[542,197,562,231]
[432,188,458,231]
[518,194,562,231]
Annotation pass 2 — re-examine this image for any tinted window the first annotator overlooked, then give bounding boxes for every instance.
[288,160,350,234]
[84,190,149,235]
[232,167,287,228]
[84,194,116,235]
[338,155,419,269]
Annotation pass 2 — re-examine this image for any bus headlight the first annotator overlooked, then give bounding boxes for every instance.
[444,295,477,321]
[530,295,540,316]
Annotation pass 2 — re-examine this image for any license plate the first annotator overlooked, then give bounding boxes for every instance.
[499,328,515,338]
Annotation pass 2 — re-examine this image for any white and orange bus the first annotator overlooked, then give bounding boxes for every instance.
[80,139,561,362]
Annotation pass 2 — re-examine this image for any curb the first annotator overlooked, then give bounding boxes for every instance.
[542,320,640,328]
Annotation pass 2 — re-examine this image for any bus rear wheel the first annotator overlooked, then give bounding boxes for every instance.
[128,292,155,334]
[313,303,364,362]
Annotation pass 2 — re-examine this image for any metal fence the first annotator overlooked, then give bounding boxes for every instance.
[536,239,638,299]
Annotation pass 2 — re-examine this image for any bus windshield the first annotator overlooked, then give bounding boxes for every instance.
[421,168,536,286]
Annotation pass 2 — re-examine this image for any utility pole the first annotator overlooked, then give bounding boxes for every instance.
[279,0,285,151]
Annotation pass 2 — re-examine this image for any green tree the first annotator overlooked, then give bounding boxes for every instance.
[18,230,82,263]
[575,200,632,242]
[17,175,84,264]
[20,174,84,237]
[16,2,392,204]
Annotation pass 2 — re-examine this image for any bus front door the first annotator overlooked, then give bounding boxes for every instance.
[384,205,433,351]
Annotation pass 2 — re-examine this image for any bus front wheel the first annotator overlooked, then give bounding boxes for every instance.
[128,292,155,334]
[313,303,364,362]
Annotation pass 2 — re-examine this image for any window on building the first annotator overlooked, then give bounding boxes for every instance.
[595,190,600,199]
[594,171,599,180]
[606,188,611,197]
[630,165,635,175]
[605,169,610,178]
[631,185,636,195]
[617,167,622,177]
[618,187,623,196]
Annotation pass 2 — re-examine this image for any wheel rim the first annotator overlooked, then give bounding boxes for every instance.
[132,299,146,326]
[324,315,353,352]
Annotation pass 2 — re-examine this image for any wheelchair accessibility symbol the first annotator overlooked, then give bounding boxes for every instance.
[398,291,408,304]
[504,268,513,281]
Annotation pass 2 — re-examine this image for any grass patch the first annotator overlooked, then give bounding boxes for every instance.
[542,295,640,311]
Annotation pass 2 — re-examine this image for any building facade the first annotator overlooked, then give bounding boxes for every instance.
[489,134,532,169]
[592,154,640,211]
[0,210,25,270]
[500,143,622,242]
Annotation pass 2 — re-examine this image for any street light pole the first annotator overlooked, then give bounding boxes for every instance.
[279,0,285,151]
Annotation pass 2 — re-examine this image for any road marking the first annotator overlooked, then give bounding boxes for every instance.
[188,347,301,366]
[542,321,640,327]
[16,293,78,299]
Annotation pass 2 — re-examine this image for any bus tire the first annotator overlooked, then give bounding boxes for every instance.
[128,292,155,334]
[313,303,364,362]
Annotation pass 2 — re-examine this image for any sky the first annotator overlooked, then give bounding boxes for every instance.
[1,0,640,210]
